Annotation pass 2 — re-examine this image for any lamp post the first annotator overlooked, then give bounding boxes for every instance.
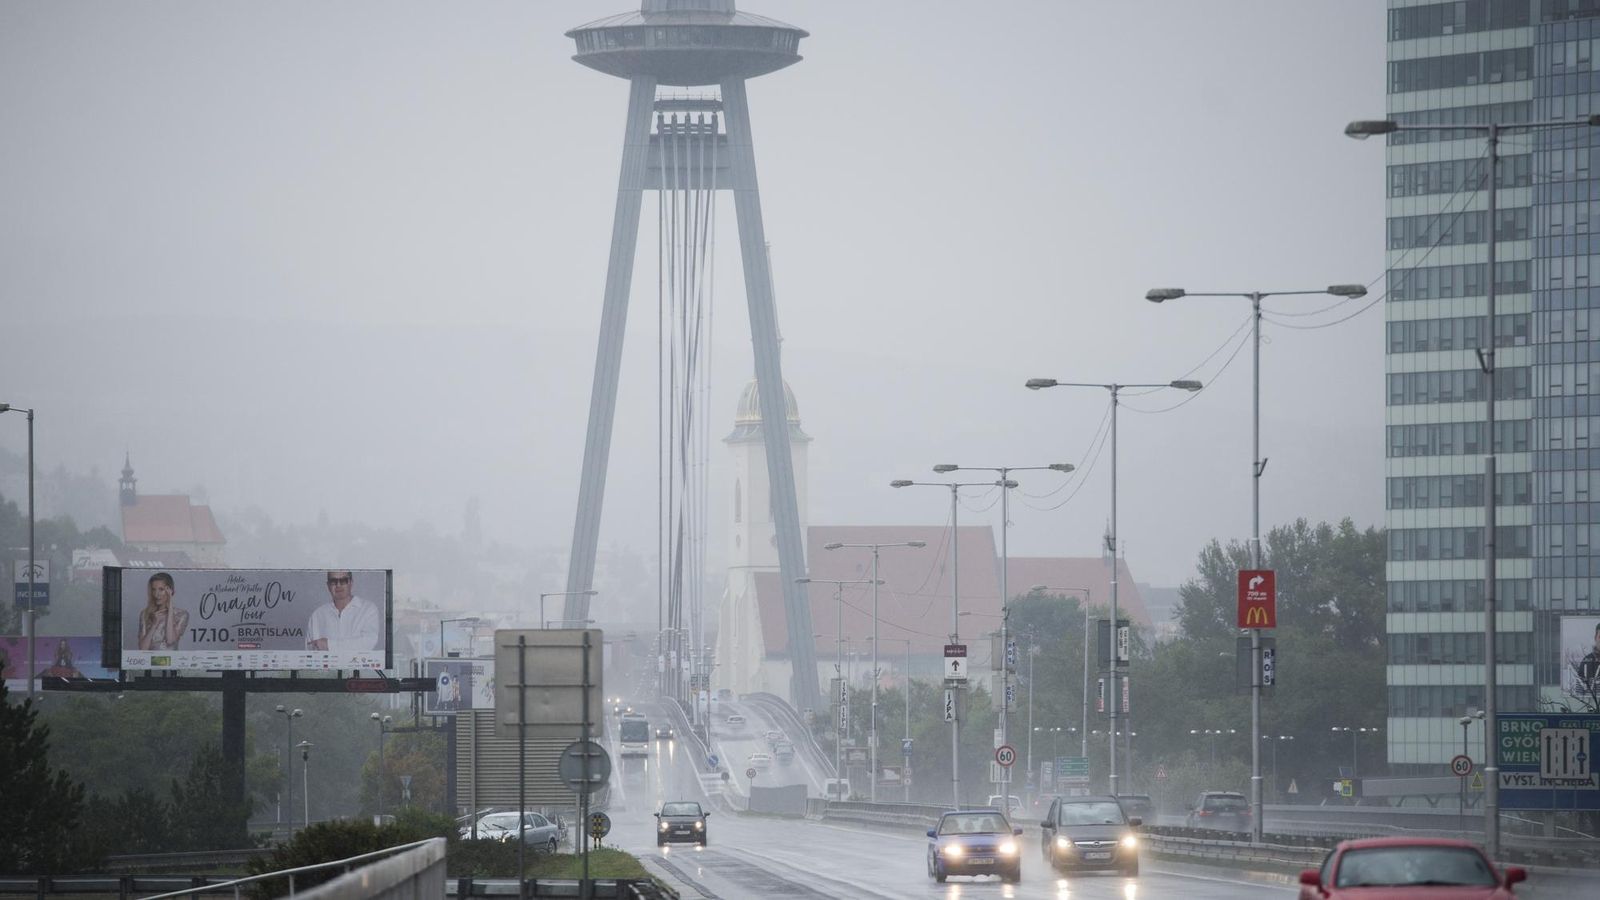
[297,741,314,827]
[1331,726,1381,781]
[822,539,925,802]
[1189,728,1236,771]
[1347,114,1600,858]
[891,477,996,807]
[872,636,915,800]
[541,591,598,630]
[1263,734,1294,801]
[370,713,392,820]
[1146,283,1364,840]
[1026,377,1202,799]
[0,405,34,701]
[274,705,303,833]
[441,616,482,657]
[798,577,879,786]
[1458,710,1484,834]
[929,464,1073,776]
[1030,585,1092,757]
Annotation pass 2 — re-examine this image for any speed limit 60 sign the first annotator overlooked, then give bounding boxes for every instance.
[1450,754,1473,777]
[995,744,1016,768]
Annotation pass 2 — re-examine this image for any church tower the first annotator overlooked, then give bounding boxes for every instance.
[119,454,138,507]
[717,378,809,697]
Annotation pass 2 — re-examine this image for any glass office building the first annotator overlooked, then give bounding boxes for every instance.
[1385,0,1600,772]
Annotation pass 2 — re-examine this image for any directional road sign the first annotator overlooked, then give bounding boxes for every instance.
[1497,713,1600,809]
[995,745,1016,768]
[1450,754,1473,777]
[1237,569,1276,629]
[707,754,720,769]
[944,643,968,682]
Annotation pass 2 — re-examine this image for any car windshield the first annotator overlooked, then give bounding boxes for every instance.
[479,814,522,831]
[661,803,702,817]
[1058,801,1127,825]
[1334,847,1497,887]
[939,813,1009,835]
[1203,795,1247,810]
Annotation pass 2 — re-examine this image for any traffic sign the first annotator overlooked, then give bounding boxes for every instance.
[13,559,49,608]
[995,745,1016,768]
[902,737,914,756]
[943,689,956,722]
[1287,778,1299,795]
[1497,713,1600,809]
[746,766,757,780]
[557,740,612,795]
[707,753,720,769]
[589,811,611,840]
[1154,765,1167,781]
[1450,754,1473,777]
[944,644,968,681]
[1237,569,1276,628]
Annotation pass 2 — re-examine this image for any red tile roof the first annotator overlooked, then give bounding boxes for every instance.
[1004,557,1151,628]
[121,495,226,546]
[756,525,1003,658]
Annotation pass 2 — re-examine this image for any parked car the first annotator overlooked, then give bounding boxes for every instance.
[986,794,1025,818]
[926,809,1023,884]
[1040,795,1140,877]
[1115,793,1154,824]
[1298,838,1525,899]
[1186,791,1250,832]
[656,800,710,846]
[461,811,562,852]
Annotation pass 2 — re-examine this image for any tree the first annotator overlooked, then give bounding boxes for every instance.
[168,742,253,850]
[0,682,88,874]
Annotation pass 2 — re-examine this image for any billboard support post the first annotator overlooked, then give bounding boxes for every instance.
[517,634,527,900]
[221,672,246,846]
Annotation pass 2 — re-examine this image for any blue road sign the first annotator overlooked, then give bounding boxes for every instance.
[1498,713,1600,810]
[707,754,720,769]
[902,737,914,756]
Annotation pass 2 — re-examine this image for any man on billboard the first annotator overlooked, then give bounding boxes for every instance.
[1579,621,1600,695]
[306,570,381,652]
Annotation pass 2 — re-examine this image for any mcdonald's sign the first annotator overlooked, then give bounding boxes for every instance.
[1237,569,1276,629]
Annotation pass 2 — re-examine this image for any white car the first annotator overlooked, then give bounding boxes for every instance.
[986,794,1025,817]
[461,811,562,852]
[748,752,773,770]
[726,714,747,729]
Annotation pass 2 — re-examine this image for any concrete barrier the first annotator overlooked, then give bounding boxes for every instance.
[297,837,446,900]
[749,784,808,816]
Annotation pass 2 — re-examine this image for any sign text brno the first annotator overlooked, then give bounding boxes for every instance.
[1237,569,1276,629]
[1497,712,1600,810]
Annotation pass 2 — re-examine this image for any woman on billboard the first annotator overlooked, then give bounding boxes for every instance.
[137,572,189,651]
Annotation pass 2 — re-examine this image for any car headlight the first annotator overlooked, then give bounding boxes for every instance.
[694,820,704,830]
[998,840,1018,856]
[942,843,964,859]
[1055,836,1073,849]
[659,821,670,832]
[1121,834,1138,849]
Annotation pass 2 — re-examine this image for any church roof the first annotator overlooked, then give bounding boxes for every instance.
[726,378,810,443]
[122,495,226,546]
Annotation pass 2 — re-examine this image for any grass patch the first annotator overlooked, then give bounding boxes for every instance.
[522,848,651,880]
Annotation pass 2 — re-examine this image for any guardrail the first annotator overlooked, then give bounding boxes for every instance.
[101,849,270,874]
[743,693,835,779]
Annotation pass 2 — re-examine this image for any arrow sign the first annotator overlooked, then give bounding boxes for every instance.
[944,644,968,682]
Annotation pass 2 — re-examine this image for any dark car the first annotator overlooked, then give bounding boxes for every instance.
[655,800,709,846]
[926,809,1023,884]
[1040,795,1141,876]
[1186,791,1250,832]
[1115,793,1154,824]
[1298,837,1526,899]
[655,725,675,740]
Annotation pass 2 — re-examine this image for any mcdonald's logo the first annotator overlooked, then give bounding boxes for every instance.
[1237,569,1277,629]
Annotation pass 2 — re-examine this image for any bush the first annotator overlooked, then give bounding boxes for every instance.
[244,815,450,898]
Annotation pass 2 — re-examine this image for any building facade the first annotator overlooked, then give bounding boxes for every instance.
[1384,0,1599,770]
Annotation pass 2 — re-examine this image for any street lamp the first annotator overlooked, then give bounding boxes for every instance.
[891,476,998,807]
[541,590,598,629]
[1189,728,1237,771]
[1145,282,1363,842]
[1348,113,1600,858]
[440,616,482,657]
[928,463,1072,773]
[0,404,35,701]
[1331,726,1382,781]
[370,713,393,820]
[1458,710,1484,833]
[297,741,314,827]
[1031,585,1093,758]
[1026,377,1202,799]
[1262,734,1294,801]
[823,538,925,802]
[274,705,303,833]
[798,576,880,787]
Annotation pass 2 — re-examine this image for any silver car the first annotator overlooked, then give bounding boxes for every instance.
[461,811,562,852]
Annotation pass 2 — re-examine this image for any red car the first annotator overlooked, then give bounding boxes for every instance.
[1299,838,1526,899]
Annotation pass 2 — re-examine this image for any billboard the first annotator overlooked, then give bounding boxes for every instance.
[2,636,118,690]
[1559,615,1600,704]
[105,567,392,672]
[423,657,495,716]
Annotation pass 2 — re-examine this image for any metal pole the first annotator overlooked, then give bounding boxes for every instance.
[302,746,310,827]
[26,410,34,702]
[951,484,962,808]
[836,583,843,786]
[377,721,385,821]
[1461,721,1469,835]
[999,471,1010,782]
[1026,631,1034,791]
[582,631,591,900]
[870,549,880,802]
[286,716,294,835]
[1082,594,1090,757]
[517,634,527,900]
[1482,123,1501,861]
[905,639,912,802]
[1108,388,1119,799]
[1250,291,1264,843]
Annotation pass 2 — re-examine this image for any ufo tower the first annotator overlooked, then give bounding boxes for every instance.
[561,0,820,711]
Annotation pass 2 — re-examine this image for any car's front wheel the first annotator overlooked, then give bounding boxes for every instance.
[546,838,559,854]
[1002,867,1021,884]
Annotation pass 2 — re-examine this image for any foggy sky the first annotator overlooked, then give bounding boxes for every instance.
[0,2,1387,587]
